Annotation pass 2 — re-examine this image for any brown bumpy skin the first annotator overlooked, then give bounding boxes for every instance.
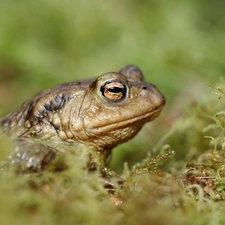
[0,65,165,171]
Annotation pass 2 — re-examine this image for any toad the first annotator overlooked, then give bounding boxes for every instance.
[0,65,165,171]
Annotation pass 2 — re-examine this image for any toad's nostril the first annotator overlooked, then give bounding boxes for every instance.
[141,85,148,90]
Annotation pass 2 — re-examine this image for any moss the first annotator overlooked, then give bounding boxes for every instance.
[2,79,225,225]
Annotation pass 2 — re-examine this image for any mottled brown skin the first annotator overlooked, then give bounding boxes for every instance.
[0,65,165,170]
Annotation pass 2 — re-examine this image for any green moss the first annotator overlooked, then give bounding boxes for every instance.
[1,80,225,225]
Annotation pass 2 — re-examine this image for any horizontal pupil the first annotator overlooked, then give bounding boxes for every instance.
[108,86,124,93]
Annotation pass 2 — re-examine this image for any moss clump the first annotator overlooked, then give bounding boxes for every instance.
[1,80,225,225]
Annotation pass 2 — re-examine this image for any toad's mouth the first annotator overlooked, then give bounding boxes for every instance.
[86,105,163,133]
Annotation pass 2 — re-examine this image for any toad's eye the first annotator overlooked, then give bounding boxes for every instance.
[100,81,127,102]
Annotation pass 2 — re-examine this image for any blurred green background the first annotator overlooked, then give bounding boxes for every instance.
[0,0,224,171]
